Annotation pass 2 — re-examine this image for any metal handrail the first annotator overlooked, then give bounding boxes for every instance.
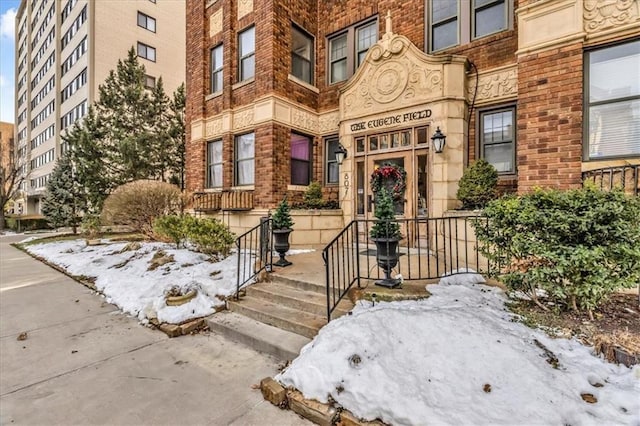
[235,217,273,299]
[582,165,639,196]
[323,216,492,321]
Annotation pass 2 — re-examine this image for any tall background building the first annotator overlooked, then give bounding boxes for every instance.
[14,0,185,215]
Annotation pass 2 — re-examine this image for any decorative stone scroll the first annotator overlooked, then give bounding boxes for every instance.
[238,0,253,20]
[209,9,223,37]
[233,109,254,130]
[318,112,340,134]
[291,109,317,133]
[467,66,517,104]
[584,0,640,33]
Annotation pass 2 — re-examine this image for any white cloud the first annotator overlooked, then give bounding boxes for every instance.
[0,74,5,87]
[0,8,17,40]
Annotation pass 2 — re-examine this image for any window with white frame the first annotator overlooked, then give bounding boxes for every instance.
[238,27,255,82]
[291,133,312,186]
[235,133,255,186]
[137,12,156,32]
[206,140,223,188]
[585,39,640,159]
[479,107,515,174]
[328,19,377,84]
[210,44,223,93]
[291,25,313,84]
[325,136,339,185]
[428,0,509,52]
[137,42,156,62]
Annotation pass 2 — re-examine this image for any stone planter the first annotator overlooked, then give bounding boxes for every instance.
[273,228,292,267]
[372,237,401,288]
[165,289,197,306]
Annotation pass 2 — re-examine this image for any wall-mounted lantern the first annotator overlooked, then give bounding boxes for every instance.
[431,127,446,154]
[335,143,348,165]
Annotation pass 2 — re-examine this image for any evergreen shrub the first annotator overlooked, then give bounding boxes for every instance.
[272,198,294,230]
[474,186,640,317]
[153,215,235,258]
[457,159,499,210]
[370,188,401,240]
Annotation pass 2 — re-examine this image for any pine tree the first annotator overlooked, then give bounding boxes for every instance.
[168,83,186,189]
[41,152,83,232]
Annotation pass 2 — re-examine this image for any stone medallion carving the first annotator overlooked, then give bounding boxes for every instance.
[370,61,408,104]
[584,0,640,32]
[340,32,450,120]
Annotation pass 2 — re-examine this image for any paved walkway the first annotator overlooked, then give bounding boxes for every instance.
[0,233,308,425]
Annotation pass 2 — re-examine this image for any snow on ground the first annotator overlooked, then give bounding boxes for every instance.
[277,273,639,426]
[25,238,312,325]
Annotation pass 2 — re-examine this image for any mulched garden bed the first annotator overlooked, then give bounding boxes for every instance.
[509,293,640,366]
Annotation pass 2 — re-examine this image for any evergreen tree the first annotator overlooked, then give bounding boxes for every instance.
[41,152,83,232]
[272,197,294,230]
[370,188,401,240]
[168,83,186,189]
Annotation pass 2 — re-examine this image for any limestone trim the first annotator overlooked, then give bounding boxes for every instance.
[517,0,585,55]
[190,96,341,140]
[584,0,640,33]
[287,74,320,93]
[237,0,253,20]
[467,65,518,105]
[209,9,223,37]
[339,31,466,121]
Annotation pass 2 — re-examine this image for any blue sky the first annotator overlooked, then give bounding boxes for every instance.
[0,0,20,123]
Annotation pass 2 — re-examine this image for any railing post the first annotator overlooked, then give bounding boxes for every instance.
[355,220,361,289]
[259,216,271,272]
[235,237,241,301]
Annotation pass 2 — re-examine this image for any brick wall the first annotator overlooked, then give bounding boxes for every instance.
[516,43,584,192]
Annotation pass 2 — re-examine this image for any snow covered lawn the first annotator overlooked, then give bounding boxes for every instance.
[277,273,639,425]
[23,237,310,325]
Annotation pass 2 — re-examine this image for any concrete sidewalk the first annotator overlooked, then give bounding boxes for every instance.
[0,233,308,425]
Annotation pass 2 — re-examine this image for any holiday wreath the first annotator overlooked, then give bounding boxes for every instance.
[370,162,407,201]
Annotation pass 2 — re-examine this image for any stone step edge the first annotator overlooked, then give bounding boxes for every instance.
[206,311,310,361]
[268,273,326,294]
[228,298,323,339]
[259,377,388,426]
[248,285,353,317]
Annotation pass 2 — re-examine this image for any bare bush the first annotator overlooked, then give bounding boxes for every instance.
[101,180,182,236]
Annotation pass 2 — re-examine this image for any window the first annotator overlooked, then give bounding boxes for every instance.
[235,133,255,186]
[238,27,255,81]
[325,136,339,185]
[479,107,515,174]
[206,140,223,188]
[328,19,377,84]
[210,45,223,93]
[585,39,640,159]
[291,26,313,84]
[144,74,156,89]
[428,0,509,52]
[137,12,156,32]
[137,42,156,62]
[291,134,312,185]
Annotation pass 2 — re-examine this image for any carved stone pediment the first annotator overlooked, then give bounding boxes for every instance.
[584,0,640,33]
[340,31,461,121]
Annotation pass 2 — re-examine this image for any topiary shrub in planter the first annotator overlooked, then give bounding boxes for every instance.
[370,188,402,288]
[457,159,498,210]
[272,197,294,267]
[474,186,640,319]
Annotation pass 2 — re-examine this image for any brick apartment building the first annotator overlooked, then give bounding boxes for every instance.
[185,0,639,246]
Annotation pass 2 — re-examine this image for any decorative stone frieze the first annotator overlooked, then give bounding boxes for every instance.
[205,118,223,138]
[318,112,340,135]
[238,0,252,20]
[209,9,222,37]
[584,0,640,33]
[233,109,254,130]
[467,66,518,105]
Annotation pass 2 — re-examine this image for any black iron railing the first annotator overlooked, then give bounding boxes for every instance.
[582,165,639,196]
[323,216,492,321]
[235,217,273,299]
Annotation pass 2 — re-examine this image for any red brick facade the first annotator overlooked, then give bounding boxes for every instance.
[185,0,639,213]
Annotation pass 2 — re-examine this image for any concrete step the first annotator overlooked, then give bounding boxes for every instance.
[206,311,310,361]
[228,296,327,339]
[248,281,353,318]
[268,273,326,294]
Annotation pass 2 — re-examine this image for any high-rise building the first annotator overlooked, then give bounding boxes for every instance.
[14,0,186,215]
